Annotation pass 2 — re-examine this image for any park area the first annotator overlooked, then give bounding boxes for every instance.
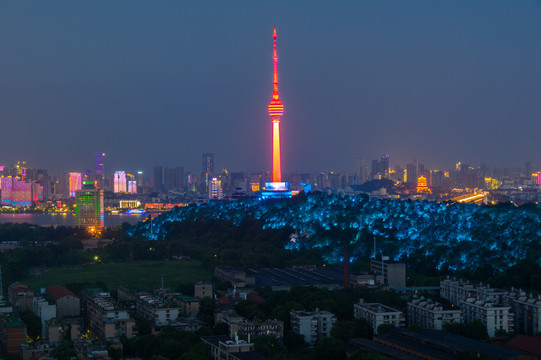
[23,259,213,292]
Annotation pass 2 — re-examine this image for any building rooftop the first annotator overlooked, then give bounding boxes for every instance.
[357,301,402,314]
[46,284,78,300]
[252,266,343,287]
[2,315,24,328]
[378,329,533,360]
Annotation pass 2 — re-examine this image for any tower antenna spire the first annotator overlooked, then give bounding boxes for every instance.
[268,27,284,182]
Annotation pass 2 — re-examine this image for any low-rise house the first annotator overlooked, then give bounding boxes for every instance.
[8,282,34,312]
[46,285,80,318]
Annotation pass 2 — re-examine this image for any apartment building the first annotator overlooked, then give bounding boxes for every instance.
[136,294,180,327]
[507,291,541,335]
[290,309,336,346]
[460,297,514,337]
[407,297,461,330]
[354,299,405,334]
[86,292,135,340]
[221,313,284,340]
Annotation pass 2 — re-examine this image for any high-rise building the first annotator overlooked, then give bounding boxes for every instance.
[371,159,380,180]
[114,171,127,193]
[69,172,82,197]
[127,174,137,194]
[127,180,137,194]
[95,153,105,177]
[75,182,104,229]
[209,177,223,199]
[95,153,105,189]
[355,158,367,184]
[0,177,33,207]
[268,27,284,182]
[380,155,390,179]
[153,166,163,191]
[202,153,214,175]
[406,162,418,184]
[202,154,214,193]
[164,167,185,190]
[137,171,144,193]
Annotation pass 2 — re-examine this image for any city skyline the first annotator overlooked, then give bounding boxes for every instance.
[1,1,541,174]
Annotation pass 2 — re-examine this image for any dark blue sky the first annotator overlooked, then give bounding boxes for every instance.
[1,1,541,175]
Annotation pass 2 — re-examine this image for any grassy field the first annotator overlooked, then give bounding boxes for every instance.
[23,260,213,292]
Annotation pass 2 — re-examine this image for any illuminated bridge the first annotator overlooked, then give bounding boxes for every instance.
[451,192,486,204]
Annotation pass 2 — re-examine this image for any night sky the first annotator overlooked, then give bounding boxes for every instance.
[1,1,541,176]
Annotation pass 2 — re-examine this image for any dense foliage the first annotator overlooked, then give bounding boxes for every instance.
[130,193,541,274]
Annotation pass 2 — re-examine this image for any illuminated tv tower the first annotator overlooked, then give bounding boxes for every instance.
[268,27,284,182]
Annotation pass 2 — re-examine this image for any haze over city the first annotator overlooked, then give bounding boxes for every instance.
[2,1,541,175]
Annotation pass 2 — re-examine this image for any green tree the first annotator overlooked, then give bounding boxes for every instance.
[331,318,373,342]
[314,337,345,360]
[107,346,122,360]
[19,310,41,340]
[253,336,286,359]
[51,341,75,360]
[283,329,305,349]
[376,324,395,335]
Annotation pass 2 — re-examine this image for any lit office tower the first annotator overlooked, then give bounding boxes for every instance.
[268,27,284,182]
[114,171,127,193]
[380,155,390,179]
[69,172,82,197]
[209,177,223,199]
[75,182,104,229]
[0,177,33,207]
[96,153,105,175]
[127,180,137,194]
[95,153,105,189]
[127,174,137,194]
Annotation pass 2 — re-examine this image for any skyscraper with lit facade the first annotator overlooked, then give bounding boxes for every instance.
[75,182,104,229]
[95,152,105,189]
[69,172,82,197]
[209,177,223,199]
[0,177,34,206]
[114,171,127,193]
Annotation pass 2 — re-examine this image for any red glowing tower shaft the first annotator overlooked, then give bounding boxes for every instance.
[268,27,284,182]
